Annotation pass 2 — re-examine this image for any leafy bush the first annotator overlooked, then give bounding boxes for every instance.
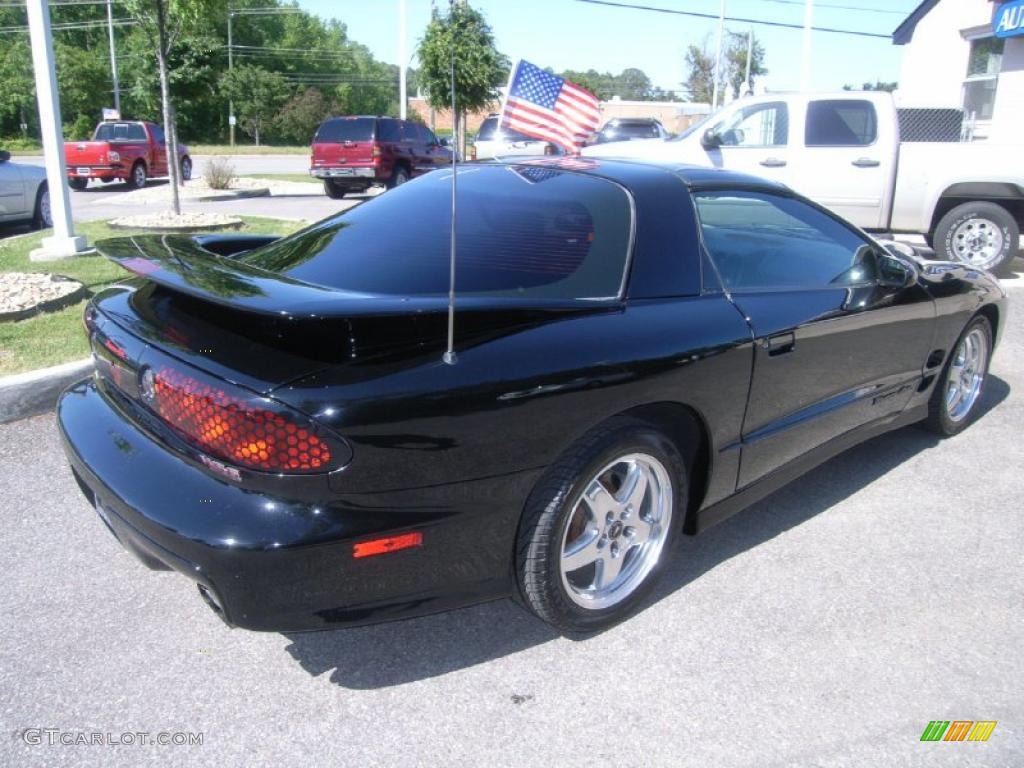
[203,157,236,190]
[0,136,42,152]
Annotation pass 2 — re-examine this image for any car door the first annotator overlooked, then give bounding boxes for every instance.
[790,98,894,230]
[146,123,168,176]
[0,154,27,220]
[692,188,935,488]
[419,126,450,171]
[701,100,791,180]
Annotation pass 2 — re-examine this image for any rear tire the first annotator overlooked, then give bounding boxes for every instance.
[31,183,51,230]
[934,201,1018,274]
[515,417,686,634]
[924,315,993,436]
[68,177,88,191]
[324,180,347,199]
[125,161,147,190]
[386,165,409,190]
[180,156,192,181]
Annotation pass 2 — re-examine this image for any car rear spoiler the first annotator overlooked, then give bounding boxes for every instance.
[96,234,611,319]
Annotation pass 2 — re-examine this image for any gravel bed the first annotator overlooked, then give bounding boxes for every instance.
[107,211,244,231]
[0,272,86,318]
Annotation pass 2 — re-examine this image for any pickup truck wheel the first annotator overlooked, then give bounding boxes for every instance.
[934,201,1019,274]
[68,177,88,191]
[31,184,52,230]
[324,180,347,199]
[126,161,147,190]
[386,165,409,190]
[180,157,192,181]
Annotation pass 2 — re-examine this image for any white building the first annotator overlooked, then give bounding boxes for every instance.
[893,0,1024,142]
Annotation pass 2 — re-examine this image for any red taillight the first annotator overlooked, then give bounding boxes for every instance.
[148,366,333,473]
[371,141,382,161]
[353,532,423,559]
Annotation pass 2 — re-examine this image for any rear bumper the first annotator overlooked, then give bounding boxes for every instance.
[57,377,526,631]
[68,165,123,178]
[310,167,377,180]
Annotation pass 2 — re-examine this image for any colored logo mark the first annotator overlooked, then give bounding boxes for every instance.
[920,721,997,742]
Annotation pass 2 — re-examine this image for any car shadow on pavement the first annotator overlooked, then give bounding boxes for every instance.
[282,376,1010,689]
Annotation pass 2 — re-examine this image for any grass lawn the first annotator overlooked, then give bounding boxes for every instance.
[241,173,320,185]
[0,216,300,376]
[189,144,310,156]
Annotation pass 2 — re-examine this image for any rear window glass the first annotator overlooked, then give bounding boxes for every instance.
[94,122,147,141]
[805,100,877,146]
[241,165,633,299]
[378,119,403,142]
[476,117,534,143]
[314,118,375,143]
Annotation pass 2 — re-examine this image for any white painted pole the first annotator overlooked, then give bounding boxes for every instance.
[800,0,814,91]
[712,0,725,109]
[26,0,86,260]
[106,0,120,114]
[399,0,408,119]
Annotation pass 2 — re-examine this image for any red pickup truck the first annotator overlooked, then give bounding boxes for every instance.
[65,120,191,190]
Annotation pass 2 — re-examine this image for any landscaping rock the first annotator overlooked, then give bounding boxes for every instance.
[0,273,87,321]
[107,211,245,232]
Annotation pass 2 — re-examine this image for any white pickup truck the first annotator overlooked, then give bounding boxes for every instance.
[583,91,1023,272]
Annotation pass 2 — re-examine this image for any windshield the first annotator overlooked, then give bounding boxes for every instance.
[600,122,661,140]
[476,117,535,143]
[315,118,375,143]
[241,164,634,300]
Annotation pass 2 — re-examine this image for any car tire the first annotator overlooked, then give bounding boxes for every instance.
[386,165,409,190]
[933,201,1019,274]
[924,315,993,437]
[180,156,192,181]
[68,177,88,191]
[324,180,348,199]
[515,417,686,634]
[125,161,147,190]
[31,183,52,230]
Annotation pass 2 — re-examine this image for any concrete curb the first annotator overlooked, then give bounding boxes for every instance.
[0,358,93,424]
[196,187,270,202]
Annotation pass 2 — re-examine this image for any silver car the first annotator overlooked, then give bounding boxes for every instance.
[0,150,51,229]
[470,114,560,161]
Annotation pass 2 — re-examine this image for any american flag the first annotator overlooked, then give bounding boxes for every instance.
[500,60,601,154]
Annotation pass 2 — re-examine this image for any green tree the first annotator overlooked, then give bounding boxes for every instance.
[122,0,225,214]
[844,80,897,92]
[274,87,334,144]
[417,2,508,155]
[220,64,291,146]
[726,32,767,98]
[684,32,768,103]
[684,43,714,104]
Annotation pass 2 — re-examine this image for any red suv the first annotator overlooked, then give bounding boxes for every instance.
[310,116,453,199]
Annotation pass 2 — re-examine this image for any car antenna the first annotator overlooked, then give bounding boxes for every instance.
[443,3,458,366]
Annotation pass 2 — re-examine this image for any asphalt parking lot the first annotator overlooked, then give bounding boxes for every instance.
[1,275,1022,767]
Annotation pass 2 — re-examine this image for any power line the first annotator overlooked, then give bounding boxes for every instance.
[754,0,907,15]
[574,0,892,39]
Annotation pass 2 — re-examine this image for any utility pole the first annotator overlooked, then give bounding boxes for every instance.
[800,0,814,91]
[712,0,725,109]
[228,9,234,146]
[106,0,120,114]
[25,0,87,260]
[399,0,407,119]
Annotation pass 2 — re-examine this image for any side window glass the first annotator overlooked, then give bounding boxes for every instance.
[378,119,402,142]
[713,102,788,147]
[693,191,877,290]
[150,124,165,143]
[423,127,438,145]
[805,100,877,146]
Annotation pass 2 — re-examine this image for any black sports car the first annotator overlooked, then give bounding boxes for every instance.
[58,158,1007,633]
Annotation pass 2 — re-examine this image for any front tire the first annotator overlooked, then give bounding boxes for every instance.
[934,201,1018,274]
[516,418,686,633]
[925,315,993,436]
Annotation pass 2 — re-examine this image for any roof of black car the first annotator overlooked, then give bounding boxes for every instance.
[508,156,789,194]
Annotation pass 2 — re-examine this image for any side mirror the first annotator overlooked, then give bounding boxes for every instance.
[701,129,722,150]
[0,149,10,163]
[438,136,451,147]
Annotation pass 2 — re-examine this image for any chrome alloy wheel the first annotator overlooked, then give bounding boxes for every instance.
[559,453,673,610]
[951,217,1004,269]
[945,327,988,423]
[39,188,52,227]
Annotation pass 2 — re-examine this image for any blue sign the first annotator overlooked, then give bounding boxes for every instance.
[994,0,1024,38]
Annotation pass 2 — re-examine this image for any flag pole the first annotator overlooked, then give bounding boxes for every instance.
[443,5,458,366]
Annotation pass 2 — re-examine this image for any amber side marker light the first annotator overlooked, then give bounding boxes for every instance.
[353,532,423,559]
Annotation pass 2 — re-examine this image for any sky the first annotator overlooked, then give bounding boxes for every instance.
[295,0,924,97]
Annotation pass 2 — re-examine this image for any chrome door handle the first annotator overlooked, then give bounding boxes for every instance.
[852,157,880,167]
[763,332,796,356]
[759,157,787,167]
